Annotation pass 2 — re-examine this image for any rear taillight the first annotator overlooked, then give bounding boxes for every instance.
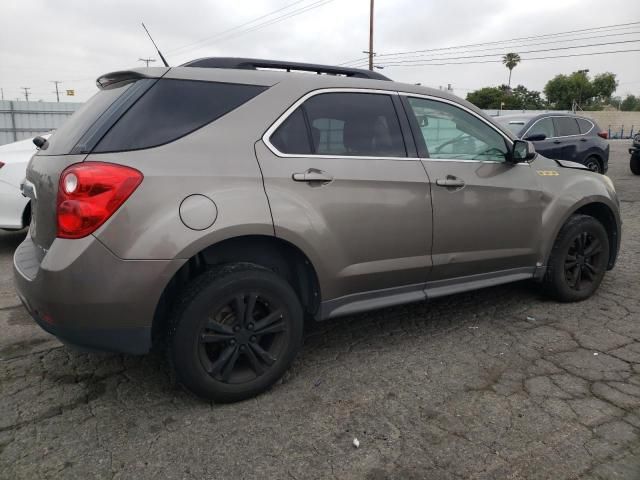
[597,131,608,139]
[57,162,143,239]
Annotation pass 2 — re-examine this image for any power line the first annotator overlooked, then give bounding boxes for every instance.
[370,39,640,66]
[377,48,640,67]
[168,0,309,54]
[170,0,333,56]
[349,30,640,64]
[339,21,640,66]
[377,21,640,59]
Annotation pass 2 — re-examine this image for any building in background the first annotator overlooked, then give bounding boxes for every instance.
[0,100,82,146]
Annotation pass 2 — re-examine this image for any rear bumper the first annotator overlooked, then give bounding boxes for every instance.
[0,181,28,229]
[13,234,184,354]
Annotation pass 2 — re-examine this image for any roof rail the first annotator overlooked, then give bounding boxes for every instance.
[181,57,391,81]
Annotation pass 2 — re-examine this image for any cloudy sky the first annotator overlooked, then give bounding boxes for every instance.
[1,0,639,103]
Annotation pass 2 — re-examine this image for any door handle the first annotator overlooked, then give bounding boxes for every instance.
[292,169,333,183]
[580,138,588,142]
[553,140,562,144]
[435,177,465,188]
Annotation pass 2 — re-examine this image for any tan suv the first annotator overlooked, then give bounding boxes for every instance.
[14,58,621,402]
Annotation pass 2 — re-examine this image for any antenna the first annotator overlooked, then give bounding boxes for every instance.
[141,22,169,67]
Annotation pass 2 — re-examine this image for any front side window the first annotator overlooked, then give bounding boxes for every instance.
[554,117,580,137]
[527,117,555,139]
[269,92,407,157]
[407,97,509,162]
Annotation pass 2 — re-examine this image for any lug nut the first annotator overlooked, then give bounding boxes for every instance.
[250,336,256,342]
[229,339,236,345]
[239,345,246,352]
[248,323,254,330]
[233,325,240,332]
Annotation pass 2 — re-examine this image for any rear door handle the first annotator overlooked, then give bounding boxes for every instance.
[435,177,465,188]
[553,140,562,144]
[580,138,588,142]
[292,169,333,183]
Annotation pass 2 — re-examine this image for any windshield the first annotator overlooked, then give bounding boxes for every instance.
[495,118,527,136]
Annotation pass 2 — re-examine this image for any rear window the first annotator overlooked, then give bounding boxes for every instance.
[40,82,137,156]
[577,118,594,134]
[501,120,526,135]
[94,80,267,153]
[554,117,580,137]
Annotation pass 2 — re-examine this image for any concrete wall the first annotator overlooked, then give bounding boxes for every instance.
[0,100,82,146]
[581,111,640,138]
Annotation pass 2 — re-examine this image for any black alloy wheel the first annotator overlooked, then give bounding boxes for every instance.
[563,231,604,293]
[168,264,304,402]
[199,292,288,383]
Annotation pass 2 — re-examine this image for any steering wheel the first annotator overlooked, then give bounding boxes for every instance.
[432,133,467,154]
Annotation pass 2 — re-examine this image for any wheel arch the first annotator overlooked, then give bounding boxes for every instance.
[544,199,620,271]
[152,234,322,346]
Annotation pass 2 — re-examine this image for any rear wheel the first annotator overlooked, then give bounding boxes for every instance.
[631,153,640,175]
[543,215,609,302]
[584,156,602,174]
[168,263,304,402]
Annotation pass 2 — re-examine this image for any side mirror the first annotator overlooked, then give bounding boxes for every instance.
[524,133,546,142]
[510,139,536,162]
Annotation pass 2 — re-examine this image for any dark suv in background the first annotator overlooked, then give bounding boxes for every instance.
[496,113,609,173]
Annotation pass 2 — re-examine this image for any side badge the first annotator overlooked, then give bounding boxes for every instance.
[537,170,560,176]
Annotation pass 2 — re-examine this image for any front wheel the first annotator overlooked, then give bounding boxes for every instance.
[542,215,609,302]
[631,153,640,175]
[168,263,304,402]
[584,156,602,174]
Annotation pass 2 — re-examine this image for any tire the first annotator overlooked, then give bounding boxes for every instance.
[584,156,602,174]
[631,154,640,175]
[543,214,609,302]
[167,263,304,402]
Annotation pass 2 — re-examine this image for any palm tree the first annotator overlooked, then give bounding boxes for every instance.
[502,53,521,89]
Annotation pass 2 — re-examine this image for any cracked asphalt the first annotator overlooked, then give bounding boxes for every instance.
[1,141,639,479]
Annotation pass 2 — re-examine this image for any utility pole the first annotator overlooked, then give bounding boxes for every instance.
[20,87,30,102]
[51,80,62,102]
[0,88,3,101]
[138,57,156,68]
[368,0,374,71]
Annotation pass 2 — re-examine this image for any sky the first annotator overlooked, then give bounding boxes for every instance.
[1,0,639,103]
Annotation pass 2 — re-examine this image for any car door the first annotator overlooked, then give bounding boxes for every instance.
[523,116,561,159]
[401,95,543,282]
[255,90,433,304]
[552,116,582,161]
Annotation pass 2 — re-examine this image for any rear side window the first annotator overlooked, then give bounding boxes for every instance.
[554,117,580,137]
[94,80,267,153]
[577,118,594,134]
[270,107,312,154]
[269,92,406,157]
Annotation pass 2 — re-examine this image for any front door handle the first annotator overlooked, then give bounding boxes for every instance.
[435,177,465,188]
[553,140,562,144]
[292,169,333,183]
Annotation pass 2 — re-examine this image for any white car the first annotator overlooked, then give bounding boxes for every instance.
[0,135,49,230]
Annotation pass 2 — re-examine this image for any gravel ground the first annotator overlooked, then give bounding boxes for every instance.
[1,141,639,480]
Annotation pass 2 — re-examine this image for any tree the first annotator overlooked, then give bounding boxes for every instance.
[544,71,617,110]
[502,53,521,88]
[466,87,504,109]
[620,94,640,111]
[466,85,544,110]
[592,73,618,103]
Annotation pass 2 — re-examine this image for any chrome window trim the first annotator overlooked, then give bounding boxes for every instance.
[261,87,412,161]
[522,115,594,140]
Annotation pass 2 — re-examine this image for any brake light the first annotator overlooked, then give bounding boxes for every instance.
[597,131,608,139]
[57,162,143,239]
